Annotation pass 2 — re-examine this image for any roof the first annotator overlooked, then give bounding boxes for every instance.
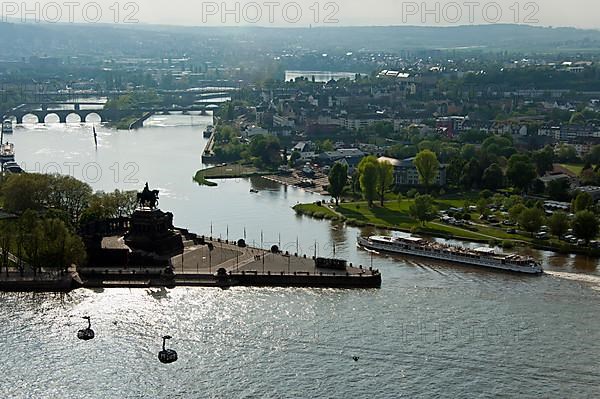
[378,156,402,167]
[540,173,571,184]
[0,209,17,220]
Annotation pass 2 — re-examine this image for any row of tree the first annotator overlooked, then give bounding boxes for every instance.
[0,173,139,273]
[0,212,86,276]
[1,173,137,226]
[327,151,441,208]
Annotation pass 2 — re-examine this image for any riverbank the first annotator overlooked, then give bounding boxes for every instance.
[0,236,381,292]
[0,270,80,292]
[194,164,276,186]
[263,173,330,195]
[80,237,381,290]
[293,201,600,257]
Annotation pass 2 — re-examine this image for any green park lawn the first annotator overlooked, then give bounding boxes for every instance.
[293,203,341,220]
[560,163,584,175]
[295,195,543,245]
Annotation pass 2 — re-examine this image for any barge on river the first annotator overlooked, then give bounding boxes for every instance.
[358,234,543,274]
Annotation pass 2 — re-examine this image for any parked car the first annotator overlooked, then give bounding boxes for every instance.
[564,235,578,244]
[535,232,550,240]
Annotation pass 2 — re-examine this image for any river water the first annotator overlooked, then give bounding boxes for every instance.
[0,115,599,398]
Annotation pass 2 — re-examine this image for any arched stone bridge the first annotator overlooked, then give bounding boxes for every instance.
[4,106,216,124]
[5,109,121,124]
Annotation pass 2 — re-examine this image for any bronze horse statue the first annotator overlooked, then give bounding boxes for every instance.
[137,183,160,209]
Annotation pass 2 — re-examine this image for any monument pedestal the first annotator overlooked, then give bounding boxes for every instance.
[124,208,183,256]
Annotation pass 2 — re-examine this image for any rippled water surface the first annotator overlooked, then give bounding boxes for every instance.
[1,116,599,398]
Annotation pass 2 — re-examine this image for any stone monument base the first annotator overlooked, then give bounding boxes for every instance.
[124,208,183,256]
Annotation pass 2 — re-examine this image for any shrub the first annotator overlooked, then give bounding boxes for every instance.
[502,240,515,249]
[488,239,500,247]
[480,190,493,199]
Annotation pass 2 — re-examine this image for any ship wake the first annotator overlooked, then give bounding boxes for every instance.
[545,271,600,291]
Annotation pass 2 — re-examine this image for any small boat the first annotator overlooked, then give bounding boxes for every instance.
[203,125,214,138]
[2,119,13,134]
[0,126,15,163]
[2,161,23,174]
[0,142,15,163]
[250,189,259,193]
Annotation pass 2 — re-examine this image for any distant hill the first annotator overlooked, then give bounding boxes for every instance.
[2,23,600,58]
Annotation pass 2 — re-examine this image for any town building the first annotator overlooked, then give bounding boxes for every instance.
[378,156,447,187]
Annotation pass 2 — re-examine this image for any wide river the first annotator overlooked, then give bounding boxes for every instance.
[1,115,599,398]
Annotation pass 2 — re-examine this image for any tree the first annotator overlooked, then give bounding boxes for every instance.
[509,203,527,222]
[226,101,234,121]
[507,154,537,192]
[80,190,138,224]
[556,144,579,163]
[414,149,439,191]
[38,217,86,272]
[460,159,483,189]
[289,150,301,167]
[0,220,12,277]
[572,192,594,213]
[477,198,490,217]
[461,144,478,160]
[1,173,51,213]
[20,210,43,275]
[518,207,545,236]
[48,175,93,223]
[549,211,570,238]
[482,163,504,190]
[546,178,571,202]
[376,160,394,206]
[358,156,378,207]
[249,134,282,167]
[409,195,437,226]
[585,144,600,165]
[572,211,599,245]
[328,162,348,206]
[113,190,138,217]
[532,146,555,175]
[316,139,334,153]
[446,157,465,187]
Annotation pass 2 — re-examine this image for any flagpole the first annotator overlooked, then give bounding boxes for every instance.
[261,230,265,273]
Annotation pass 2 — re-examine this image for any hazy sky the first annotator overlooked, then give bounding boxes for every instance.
[6,0,600,29]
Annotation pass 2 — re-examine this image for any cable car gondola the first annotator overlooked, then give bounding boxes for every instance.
[158,335,178,364]
[77,316,95,341]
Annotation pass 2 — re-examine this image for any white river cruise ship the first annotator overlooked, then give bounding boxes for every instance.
[358,234,543,274]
